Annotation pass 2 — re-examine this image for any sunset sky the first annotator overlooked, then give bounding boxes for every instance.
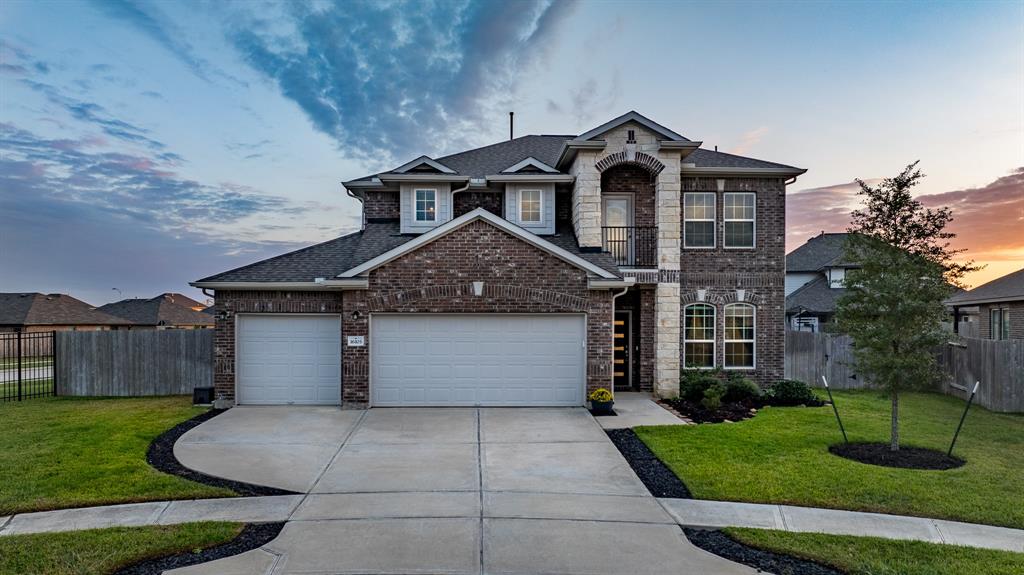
[1,0,1021,305]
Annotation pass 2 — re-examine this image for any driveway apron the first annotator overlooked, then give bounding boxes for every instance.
[169,407,754,575]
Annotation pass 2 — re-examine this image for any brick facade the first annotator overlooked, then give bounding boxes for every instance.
[977,301,1024,340]
[453,191,503,218]
[363,191,400,220]
[674,176,788,386]
[600,164,656,228]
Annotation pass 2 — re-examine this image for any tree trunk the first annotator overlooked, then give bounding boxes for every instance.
[890,390,900,452]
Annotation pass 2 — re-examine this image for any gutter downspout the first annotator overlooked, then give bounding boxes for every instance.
[608,286,631,401]
[345,185,366,231]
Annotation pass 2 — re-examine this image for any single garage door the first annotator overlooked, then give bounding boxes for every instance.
[371,314,585,406]
[236,315,341,405]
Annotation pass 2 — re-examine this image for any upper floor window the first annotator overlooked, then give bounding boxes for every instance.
[684,303,715,369]
[991,308,1010,340]
[519,189,542,223]
[724,303,755,368]
[723,193,755,248]
[684,192,716,248]
[415,189,436,222]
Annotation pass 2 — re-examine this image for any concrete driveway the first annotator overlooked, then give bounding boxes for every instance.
[172,406,754,575]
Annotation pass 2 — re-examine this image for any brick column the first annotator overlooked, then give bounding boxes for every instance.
[654,150,682,398]
[571,150,602,248]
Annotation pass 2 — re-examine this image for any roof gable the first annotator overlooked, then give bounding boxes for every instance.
[786,233,854,272]
[500,156,558,174]
[392,155,457,174]
[338,208,618,280]
[576,111,689,142]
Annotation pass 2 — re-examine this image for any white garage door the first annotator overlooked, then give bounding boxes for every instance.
[236,315,341,405]
[372,314,585,407]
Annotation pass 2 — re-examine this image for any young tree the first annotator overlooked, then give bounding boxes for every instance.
[836,162,979,451]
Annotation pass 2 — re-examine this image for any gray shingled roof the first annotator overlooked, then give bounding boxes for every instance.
[684,148,802,170]
[98,294,214,327]
[946,267,1024,306]
[787,233,857,272]
[0,293,133,326]
[547,222,621,277]
[433,135,571,178]
[785,276,845,315]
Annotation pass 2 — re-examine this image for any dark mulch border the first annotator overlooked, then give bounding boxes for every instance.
[147,409,299,497]
[114,522,285,575]
[605,428,691,498]
[829,442,965,470]
[685,528,843,575]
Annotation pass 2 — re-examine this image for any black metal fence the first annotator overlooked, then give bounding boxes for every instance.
[602,226,658,268]
[1,331,56,401]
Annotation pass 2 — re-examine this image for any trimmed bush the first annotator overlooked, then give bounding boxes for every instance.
[765,379,820,406]
[701,382,726,411]
[680,371,720,402]
[723,374,761,403]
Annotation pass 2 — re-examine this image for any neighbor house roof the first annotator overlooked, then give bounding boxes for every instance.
[158,293,207,311]
[98,294,214,327]
[786,233,857,272]
[0,293,132,327]
[946,267,1024,306]
[785,276,844,315]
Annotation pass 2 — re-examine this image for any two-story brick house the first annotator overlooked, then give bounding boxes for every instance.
[193,112,805,407]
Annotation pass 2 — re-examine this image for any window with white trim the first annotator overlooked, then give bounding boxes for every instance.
[684,192,716,248]
[991,308,1010,340]
[684,303,715,369]
[414,189,436,222]
[723,193,755,248]
[724,303,755,368]
[519,189,542,223]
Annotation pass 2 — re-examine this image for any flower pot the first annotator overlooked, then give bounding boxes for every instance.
[590,399,614,415]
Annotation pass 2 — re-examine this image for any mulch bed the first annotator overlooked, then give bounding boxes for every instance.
[684,528,843,575]
[605,429,691,498]
[114,522,285,575]
[661,398,761,424]
[829,442,965,470]
[147,409,299,497]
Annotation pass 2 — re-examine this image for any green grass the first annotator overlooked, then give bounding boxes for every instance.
[0,396,234,515]
[724,528,1024,575]
[636,390,1024,528]
[0,522,242,575]
[0,356,52,369]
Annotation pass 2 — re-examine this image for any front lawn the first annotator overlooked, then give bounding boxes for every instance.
[0,522,242,575]
[0,396,233,515]
[724,528,1024,575]
[636,390,1024,528]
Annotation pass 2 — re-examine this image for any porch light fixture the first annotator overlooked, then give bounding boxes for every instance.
[351,310,361,321]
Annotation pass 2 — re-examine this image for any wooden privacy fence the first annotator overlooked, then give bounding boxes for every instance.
[785,330,1024,412]
[55,330,212,397]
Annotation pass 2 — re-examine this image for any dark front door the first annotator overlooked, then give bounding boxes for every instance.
[613,311,632,390]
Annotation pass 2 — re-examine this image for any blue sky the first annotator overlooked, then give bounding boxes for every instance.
[2,0,1022,305]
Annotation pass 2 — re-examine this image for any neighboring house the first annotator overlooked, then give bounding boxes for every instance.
[0,293,133,332]
[946,267,1024,340]
[785,233,858,332]
[193,111,805,407]
[98,293,215,330]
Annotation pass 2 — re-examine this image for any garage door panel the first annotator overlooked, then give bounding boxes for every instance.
[372,314,584,407]
[237,315,341,405]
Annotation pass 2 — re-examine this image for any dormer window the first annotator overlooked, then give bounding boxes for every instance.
[415,189,436,222]
[519,189,542,223]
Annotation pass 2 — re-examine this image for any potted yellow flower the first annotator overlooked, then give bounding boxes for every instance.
[588,388,614,415]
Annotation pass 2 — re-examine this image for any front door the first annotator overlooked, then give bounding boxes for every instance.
[602,195,633,265]
[613,311,632,390]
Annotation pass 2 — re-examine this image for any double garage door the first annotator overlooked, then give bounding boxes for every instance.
[236,314,585,407]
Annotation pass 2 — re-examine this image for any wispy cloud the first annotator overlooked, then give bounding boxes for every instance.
[226,0,578,164]
[730,126,769,155]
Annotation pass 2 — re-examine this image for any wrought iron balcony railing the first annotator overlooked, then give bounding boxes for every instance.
[601,226,658,268]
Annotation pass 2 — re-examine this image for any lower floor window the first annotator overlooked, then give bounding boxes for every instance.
[684,303,715,368]
[724,303,755,368]
[991,308,1010,340]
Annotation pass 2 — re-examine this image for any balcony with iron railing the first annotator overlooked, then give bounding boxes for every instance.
[601,226,658,268]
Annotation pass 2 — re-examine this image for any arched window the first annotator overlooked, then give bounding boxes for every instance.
[684,303,715,369]
[724,303,755,368]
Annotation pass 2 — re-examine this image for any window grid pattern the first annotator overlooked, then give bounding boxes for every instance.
[415,189,436,222]
[725,303,755,368]
[684,192,716,248]
[520,189,542,223]
[684,303,715,369]
[723,193,755,248]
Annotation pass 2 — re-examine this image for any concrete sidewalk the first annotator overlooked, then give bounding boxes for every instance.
[3,495,1021,554]
[658,498,1024,553]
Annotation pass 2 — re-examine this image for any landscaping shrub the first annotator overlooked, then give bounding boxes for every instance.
[765,379,821,406]
[680,370,720,402]
[701,382,726,411]
[723,374,761,403]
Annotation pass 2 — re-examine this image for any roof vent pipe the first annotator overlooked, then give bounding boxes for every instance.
[509,112,514,140]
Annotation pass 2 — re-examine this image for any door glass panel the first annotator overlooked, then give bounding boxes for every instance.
[605,199,629,226]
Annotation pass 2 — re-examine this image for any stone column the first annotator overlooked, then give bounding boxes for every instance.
[654,150,682,397]
[571,150,602,248]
